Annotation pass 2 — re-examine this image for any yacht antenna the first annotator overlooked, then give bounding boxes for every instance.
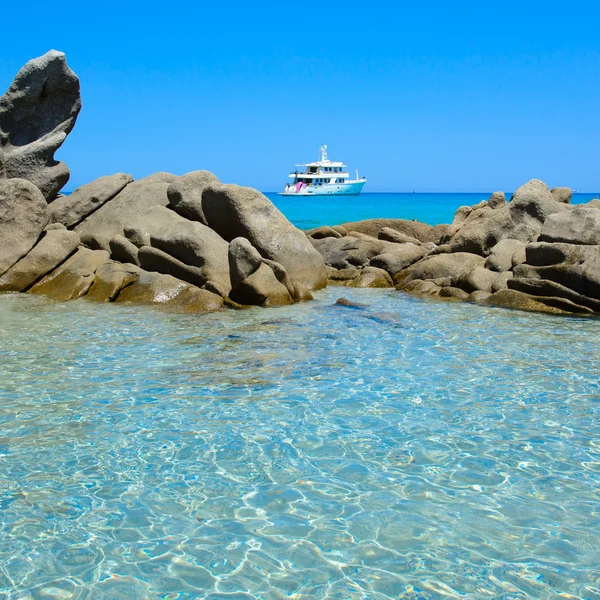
[320,144,328,162]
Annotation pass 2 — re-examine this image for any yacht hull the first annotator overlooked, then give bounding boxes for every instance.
[279,180,366,196]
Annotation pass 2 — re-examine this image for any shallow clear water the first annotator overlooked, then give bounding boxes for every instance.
[1,290,599,599]
[267,192,600,230]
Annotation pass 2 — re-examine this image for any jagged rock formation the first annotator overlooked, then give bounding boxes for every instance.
[0,50,81,201]
[316,180,600,317]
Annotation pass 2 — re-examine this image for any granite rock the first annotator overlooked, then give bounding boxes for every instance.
[0,178,49,276]
[49,173,133,228]
[167,170,221,224]
[0,51,81,200]
[0,229,79,292]
[203,184,327,290]
[29,247,109,300]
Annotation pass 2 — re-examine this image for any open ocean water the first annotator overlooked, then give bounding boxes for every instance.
[1,193,599,599]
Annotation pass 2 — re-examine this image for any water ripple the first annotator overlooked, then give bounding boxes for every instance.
[0,289,599,598]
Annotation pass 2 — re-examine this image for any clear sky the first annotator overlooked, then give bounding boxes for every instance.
[1,0,599,192]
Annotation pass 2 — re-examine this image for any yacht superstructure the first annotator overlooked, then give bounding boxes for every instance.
[280,145,366,196]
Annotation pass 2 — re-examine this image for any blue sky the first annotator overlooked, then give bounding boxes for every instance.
[2,1,599,192]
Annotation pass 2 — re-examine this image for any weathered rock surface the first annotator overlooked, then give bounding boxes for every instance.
[228,237,295,306]
[29,247,109,300]
[484,239,527,272]
[444,182,570,256]
[338,218,447,244]
[508,277,600,313]
[311,235,404,270]
[456,266,508,294]
[305,225,344,239]
[550,187,572,204]
[49,173,133,228]
[0,229,79,292]
[508,179,570,228]
[203,184,327,290]
[0,178,49,276]
[75,179,171,250]
[167,170,221,224]
[86,261,140,302]
[397,252,485,287]
[138,245,208,288]
[115,270,223,312]
[377,227,422,245]
[538,206,600,245]
[515,242,600,300]
[484,288,592,315]
[347,266,393,288]
[137,207,231,292]
[0,51,81,200]
[369,244,429,276]
[487,191,506,210]
[109,234,140,265]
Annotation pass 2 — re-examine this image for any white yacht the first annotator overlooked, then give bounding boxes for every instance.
[280,145,366,196]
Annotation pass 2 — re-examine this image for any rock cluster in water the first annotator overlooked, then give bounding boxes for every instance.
[1,51,599,317]
[311,185,600,316]
[0,52,326,312]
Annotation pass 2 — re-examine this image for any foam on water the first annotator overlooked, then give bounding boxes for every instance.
[0,289,599,599]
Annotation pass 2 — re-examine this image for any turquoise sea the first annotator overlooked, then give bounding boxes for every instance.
[1,193,599,599]
[267,191,600,230]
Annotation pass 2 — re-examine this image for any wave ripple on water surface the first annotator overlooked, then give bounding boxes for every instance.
[0,289,599,599]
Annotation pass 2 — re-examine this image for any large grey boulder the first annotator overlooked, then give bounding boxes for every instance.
[338,218,447,244]
[86,261,140,302]
[203,184,327,290]
[228,237,262,289]
[455,266,511,294]
[114,205,230,291]
[484,239,527,272]
[397,252,485,287]
[49,173,133,228]
[146,208,230,291]
[0,51,81,200]
[29,247,109,300]
[75,177,171,250]
[0,178,49,276]
[109,234,140,265]
[378,227,422,245]
[0,229,79,292]
[167,170,220,224]
[483,288,586,315]
[347,266,393,288]
[508,277,600,313]
[369,243,429,276]
[137,245,208,289]
[228,237,295,306]
[444,180,569,255]
[311,234,401,270]
[515,242,600,300]
[550,187,572,204]
[538,206,600,245]
[508,179,570,228]
[116,270,223,312]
